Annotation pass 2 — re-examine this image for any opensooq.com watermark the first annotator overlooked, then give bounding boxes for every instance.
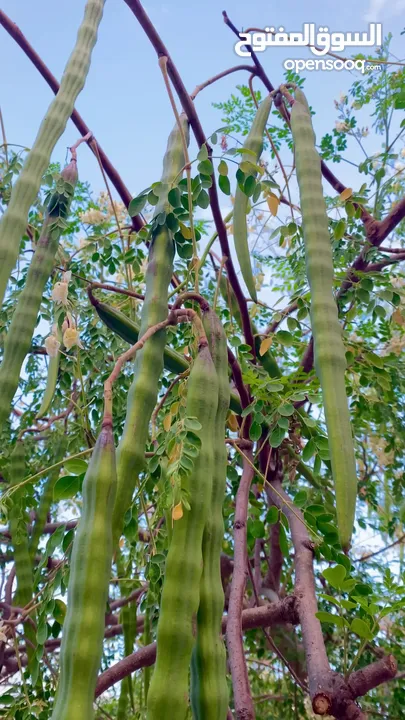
[234,23,383,74]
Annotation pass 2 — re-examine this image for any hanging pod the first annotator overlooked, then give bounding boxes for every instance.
[0,0,105,306]
[146,342,218,720]
[111,115,190,549]
[290,89,357,549]
[233,94,272,302]
[8,439,37,676]
[0,160,77,432]
[50,418,117,720]
[190,308,230,720]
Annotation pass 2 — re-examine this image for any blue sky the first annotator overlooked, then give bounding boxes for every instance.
[1,0,404,200]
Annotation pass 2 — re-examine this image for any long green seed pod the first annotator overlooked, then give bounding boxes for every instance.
[50,417,117,720]
[116,550,137,719]
[29,437,67,560]
[233,95,272,303]
[146,343,218,720]
[8,439,37,669]
[218,273,281,378]
[0,0,105,306]
[191,309,229,720]
[89,293,242,414]
[89,292,189,376]
[111,116,189,549]
[290,91,357,549]
[0,160,78,432]
[36,344,61,419]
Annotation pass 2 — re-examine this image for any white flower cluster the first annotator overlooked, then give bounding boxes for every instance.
[335,120,350,133]
[45,271,83,356]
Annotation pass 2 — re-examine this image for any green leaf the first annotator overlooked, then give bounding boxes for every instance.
[364,351,384,369]
[36,619,47,645]
[249,421,262,442]
[278,523,289,555]
[351,618,373,639]
[267,382,284,392]
[184,417,202,432]
[64,459,88,475]
[218,159,228,176]
[53,599,67,625]
[302,438,316,462]
[322,564,347,590]
[319,593,341,607]
[219,174,231,195]
[197,144,208,162]
[277,416,289,430]
[250,519,265,538]
[53,475,83,501]
[266,506,279,525]
[168,187,181,207]
[316,611,345,627]
[244,175,256,197]
[334,219,346,240]
[276,330,294,346]
[278,403,294,417]
[176,242,193,260]
[270,425,285,448]
[196,189,210,209]
[197,159,214,175]
[341,599,357,611]
[128,194,147,216]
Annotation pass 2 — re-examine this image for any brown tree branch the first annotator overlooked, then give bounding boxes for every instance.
[348,656,398,699]
[191,64,257,100]
[95,595,298,697]
[0,9,144,232]
[259,446,393,719]
[226,448,256,720]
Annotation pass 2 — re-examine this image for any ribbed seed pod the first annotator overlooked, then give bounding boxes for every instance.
[190,309,229,720]
[111,115,190,549]
[50,418,117,720]
[233,95,272,303]
[0,0,105,306]
[116,550,137,719]
[0,160,77,432]
[88,292,242,414]
[36,344,61,419]
[89,293,189,375]
[29,437,67,560]
[218,273,281,378]
[146,343,218,720]
[290,91,357,549]
[8,439,37,669]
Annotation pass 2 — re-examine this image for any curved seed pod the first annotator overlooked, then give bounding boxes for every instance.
[50,417,117,720]
[146,343,218,720]
[0,161,78,432]
[218,272,281,378]
[36,344,61,419]
[90,293,241,415]
[233,95,272,303]
[8,440,37,669]
[89,293,189,376]
[111,116,190,549]
[294,87,311,114]
[0,0,105,306]
[190,309,229,720]
[29,437,67,560]
[290,91,357,549]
